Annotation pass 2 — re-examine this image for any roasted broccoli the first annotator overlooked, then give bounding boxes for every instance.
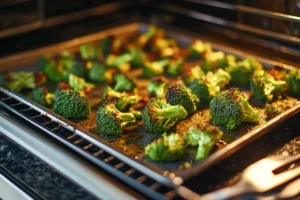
[101,85,122,100]
[153,37,180,58]
[183,65,205,84]
[41,51,85,82]
[80,44,97,60]
[128,48,145,68]
[115,94,140,112]
[5,72,37,92]
[106,53,132,73]
[53,90,91,119]
[113,74,135,92]
[96,102,136,136]
[32,87,55,107]
[201,51,225,72]
[69,74,95,93]
[210,88,259,130]
[166,58,183,76]
[145,133,184,161]
[88,62,112,83]
[165,83,198,115]
[188,40,212,59]
[189,69,231,105]
[267,67,286,81]
[129,107,142,119]
[100,36,123,59]
[250,70,287,102]
[184,122,223,160]
[138,25,161,49]
[143,59,169,78]
[142,97,188,134]
[286,70,300,97]
[265,104,282,120]
[147,77,168,97]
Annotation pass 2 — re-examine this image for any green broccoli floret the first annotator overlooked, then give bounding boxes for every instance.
[100,36,119,59]
[183,65,205,84]
[147,77,168,97]
[41,51,85,82]
[166,58,183,76]
[138,25,160,48]
[6,72,36,92]
[53,90,91,119]
[96,102,136,136]
[80,44,97,60]
[250,70,287,102]
[32,87,54,107]
[201,51,225,72]
[143,59,169,78]
[88,62,112,83]
[142,97,188,134]
[184,122,223,160]
[106,53,132,73]
[243,57,263,73]
[210,88,259,130]
[145,133,184,161]
[128,48,145,68]
[286,70,300,97]
[115,94,140,112]
[102,85,122,100]
[69,74,95,92]
[113,74,135,92]
[165,84,198,115]
[189,69,231,105]
[188,40,212,59]
[226,61,252,87]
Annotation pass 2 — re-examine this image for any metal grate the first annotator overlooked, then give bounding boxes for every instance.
[0,88,183,200]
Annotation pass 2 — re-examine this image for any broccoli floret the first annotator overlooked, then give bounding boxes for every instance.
[143,59,169,78]
[166,58,183,76]
[267,67,286,81]
[69,74,95,93]
[100,36,123,59]
[129,108,142,119]
[115,94,140,112]
[165,84,198,115]
[226,61,252,87]
[188,40,212,59]
[128,48,145,68]
[147,77,168,97]
[210,88,259,130]
[96,102,136,136]
[286,70,300,97]
[142,97,188,133]
[243,57,263,73]
[265,104,282,120]
[106,53,132,73]
[138,25,161,48]
[183,65,205,84]
[113,74,135,92]
[189,69,231,105]
[250,70,287,102]
[41,51,85,82]
[80,44,97,60]
[153,38,180,58]
[184,122,223,160]
[145,133,184,161]
[53,90,91,119]
[88,62,112,83]
[201,51,225,72]
[101,85,122,100]
[5,72,36,92]
[32,87,54,107]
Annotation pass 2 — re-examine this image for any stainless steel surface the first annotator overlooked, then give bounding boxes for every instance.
[199,155,300,200]
[0,110,144,200]
[0,174,33,200]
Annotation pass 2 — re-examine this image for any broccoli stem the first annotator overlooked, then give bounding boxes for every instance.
[129,108,142,119]
[242,100,259,123]
[196,139,214,160]
[119,112,136,128]
[156,105,188,124]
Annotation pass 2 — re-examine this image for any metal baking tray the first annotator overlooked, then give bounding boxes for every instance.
[0,23,299,188]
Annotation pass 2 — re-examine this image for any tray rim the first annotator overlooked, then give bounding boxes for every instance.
[0,22,299,186]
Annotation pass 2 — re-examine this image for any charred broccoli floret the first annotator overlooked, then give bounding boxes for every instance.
[40,51,85,82]
[189,69,231,105]
[184,122,223,160]
[53,90,91,119]
[32,87,54,107]
[210,88,259,130]
[265,104,282,120]
[142,98,188,134]
[96,102,136,136]
[88,62,112,83]
[147,77,168,97]
[101,85,122,100]
[5,72,36,92]
[165,84,198,115]
[286,70,300,97]
[69,74,95,93]
[250,70,287,102]
[166,58,183,76]
[145,133,184,161]
[183,65,205,84]
[143,59,169,78]
[188,40,212,59]
[113,74,135,92]
[267,67,286,81]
